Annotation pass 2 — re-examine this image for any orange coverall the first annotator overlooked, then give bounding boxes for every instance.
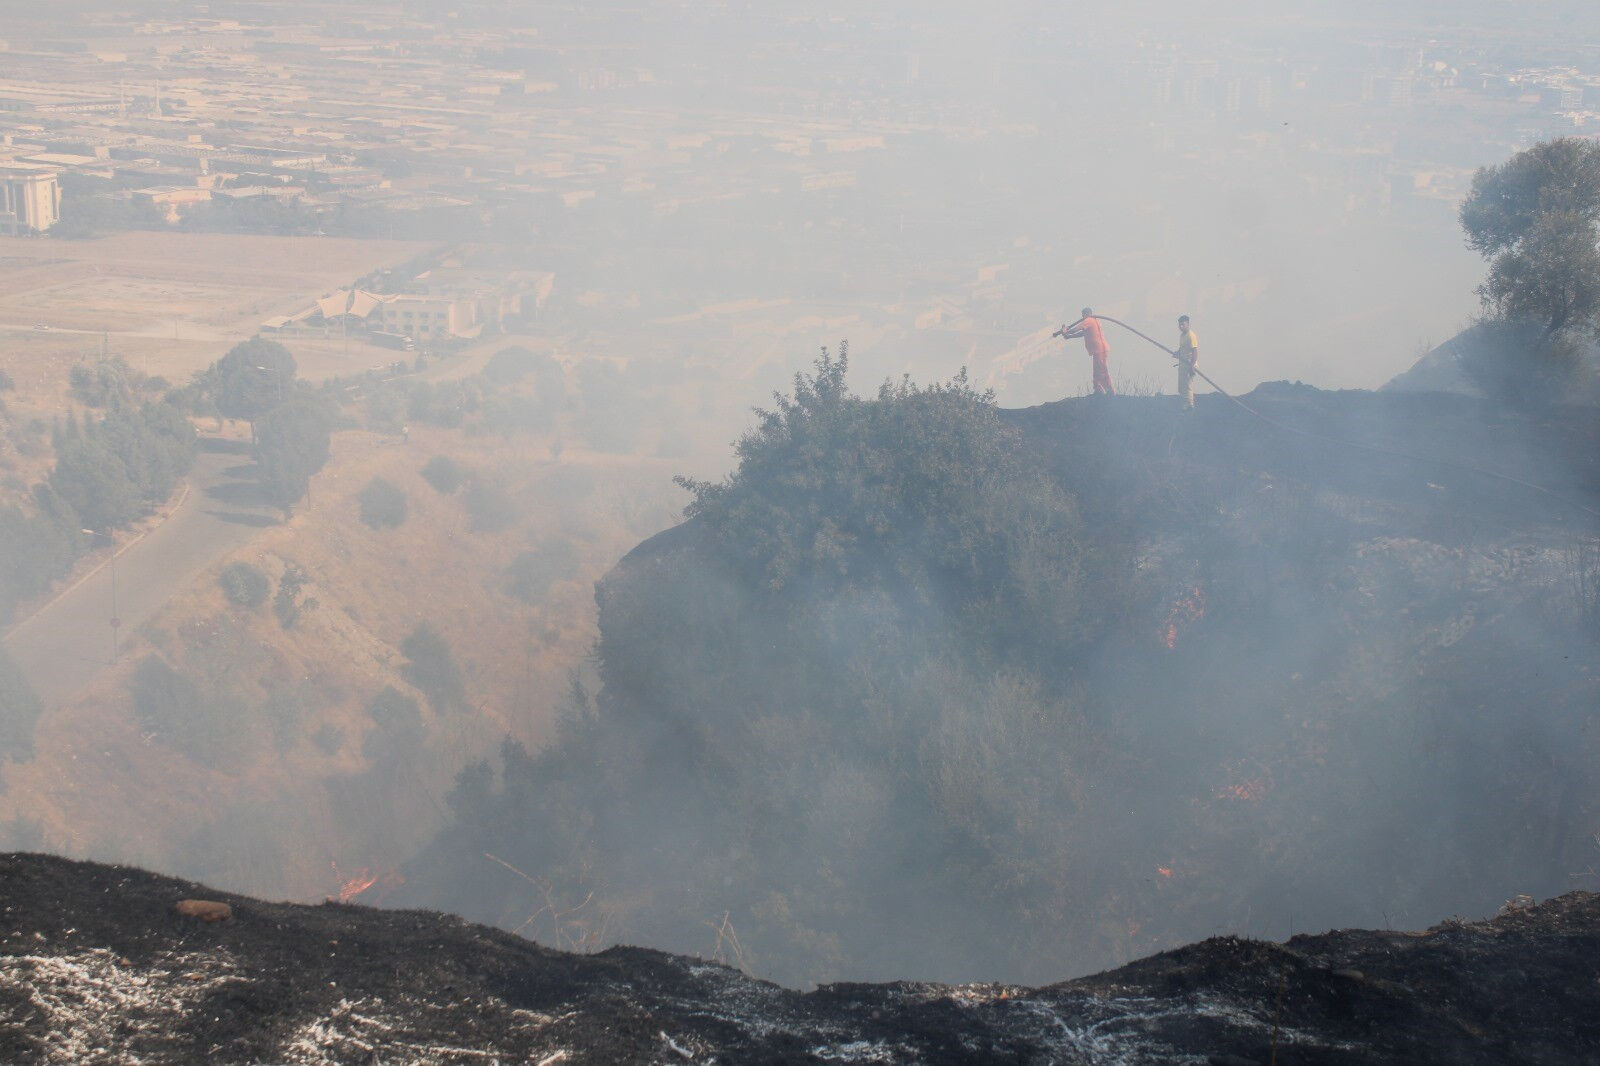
[1077,316,1114,395]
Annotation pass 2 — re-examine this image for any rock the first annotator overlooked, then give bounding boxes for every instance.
[174,899,232,922]
[1207,1055,1261,1066]
[1331,969,1364,982]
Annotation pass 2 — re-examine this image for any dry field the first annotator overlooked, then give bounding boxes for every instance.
[0,231,431,390]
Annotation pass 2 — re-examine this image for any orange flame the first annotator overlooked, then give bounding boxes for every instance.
[1213,760,1272,803]
[1215,780,1269,802]
[329,862,405,903]
[1156,866,1173,878]
[338,869,379,902]
[1162,586,1206,649]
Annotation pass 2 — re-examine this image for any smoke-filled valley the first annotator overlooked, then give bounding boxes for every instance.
[3,2,1600,1056]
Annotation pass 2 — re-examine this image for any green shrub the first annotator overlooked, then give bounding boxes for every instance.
[69,359,130,407]
[481,345,540,385]
[421,455,463,495]
[463,478,516,533]
[275,566,308,628]
[0,645,42,762]
[259,684,308,752]
[407,380,475,428]
[399,623,464,713]
[364,685,424,761]
[358,477,408,529]
[218,561,270,609]
[312,724,343,755]
[128,654,247,765]
[364,382,407,434]
[505,540,580,603]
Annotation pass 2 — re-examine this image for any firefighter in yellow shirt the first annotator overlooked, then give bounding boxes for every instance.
[1176,315,1199,410]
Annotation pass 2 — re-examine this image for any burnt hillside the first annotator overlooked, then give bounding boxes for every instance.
[1,853,1597,1064]
[1009,385,1600,542]
[399,373,1600,990]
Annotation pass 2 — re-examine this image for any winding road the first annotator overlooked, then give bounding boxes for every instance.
[2,440,281,705]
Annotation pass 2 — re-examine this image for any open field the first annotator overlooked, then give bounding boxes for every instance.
[0,232,432,386]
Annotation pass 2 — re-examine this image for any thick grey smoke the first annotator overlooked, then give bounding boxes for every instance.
[2,0,1597,990]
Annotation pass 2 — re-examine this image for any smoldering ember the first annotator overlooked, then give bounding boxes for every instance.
[5,2,1600,1064]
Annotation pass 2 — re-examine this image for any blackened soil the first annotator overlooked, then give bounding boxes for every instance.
[1,854,1597,1063]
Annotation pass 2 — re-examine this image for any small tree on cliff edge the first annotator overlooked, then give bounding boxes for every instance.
[1459,138,1600,399]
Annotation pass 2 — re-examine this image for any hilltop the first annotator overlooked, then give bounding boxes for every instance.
[1,853,1596,1064]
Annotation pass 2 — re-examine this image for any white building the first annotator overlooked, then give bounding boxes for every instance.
[0,165,62,233]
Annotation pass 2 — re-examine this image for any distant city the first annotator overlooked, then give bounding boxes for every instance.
[4,2,1600,391]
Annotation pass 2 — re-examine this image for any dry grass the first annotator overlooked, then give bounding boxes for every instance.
[0,413,687,901]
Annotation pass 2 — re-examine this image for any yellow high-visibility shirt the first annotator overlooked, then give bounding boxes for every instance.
[1178,329,1199,364]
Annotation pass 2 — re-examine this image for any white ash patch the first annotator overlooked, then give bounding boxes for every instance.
[281,993,562,1065]
[0,947,241,1064]
[675,960,808,1040]
[998,991,1364,1065]
[890,981,1023,1009]
[808,1038,899,1062]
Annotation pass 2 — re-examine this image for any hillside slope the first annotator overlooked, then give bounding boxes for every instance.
[400,375,1600,988]
[1,853,1596,1065]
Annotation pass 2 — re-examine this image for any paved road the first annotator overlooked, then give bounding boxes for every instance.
[2,441,281,705]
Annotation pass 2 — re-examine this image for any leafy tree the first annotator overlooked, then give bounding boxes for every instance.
[48,400,195,531]
[1459,139,1600,398]
[94,400,196,506]
[256,399,332,514]
[50,434,139,531]
[1460,138,1600,259]
[1475,211,1600,338]
[358,477,408,529]
[215,338,297,442]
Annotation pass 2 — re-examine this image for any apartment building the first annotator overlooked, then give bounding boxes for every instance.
[0,164,61,233]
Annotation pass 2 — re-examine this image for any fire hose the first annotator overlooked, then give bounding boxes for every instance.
[1053,315,1600,522]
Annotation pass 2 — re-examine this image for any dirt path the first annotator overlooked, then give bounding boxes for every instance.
[2,440,280,705]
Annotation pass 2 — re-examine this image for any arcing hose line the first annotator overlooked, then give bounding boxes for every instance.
[1083,314,1600,523]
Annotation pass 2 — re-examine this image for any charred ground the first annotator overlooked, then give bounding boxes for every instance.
[1,853,1597,1064]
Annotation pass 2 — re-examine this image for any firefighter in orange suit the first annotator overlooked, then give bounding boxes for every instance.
[1061,308,1115,395]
